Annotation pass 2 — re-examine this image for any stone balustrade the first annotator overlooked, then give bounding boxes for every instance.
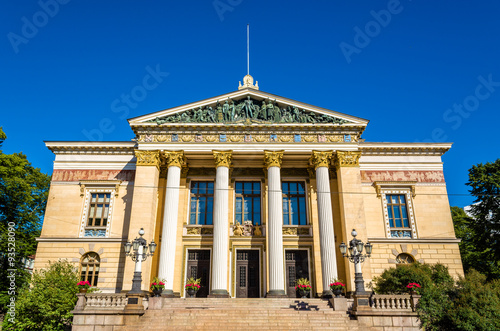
[371,294,412,310]
[84,293,127,309]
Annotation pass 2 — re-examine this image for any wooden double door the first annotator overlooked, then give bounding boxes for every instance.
[236,250,260,298]
[186,250,210,298]
[286,250,310,298]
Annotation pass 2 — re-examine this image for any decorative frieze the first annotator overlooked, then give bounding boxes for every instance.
[213,151,233,168]
[282,227,311,236]
[136,133,358,144]
[135,150,160,168]
[333,151,361,168]
[264,150,284,169]
[361,170,445,183]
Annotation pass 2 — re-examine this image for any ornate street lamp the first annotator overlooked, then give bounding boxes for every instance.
[339,229,373,294]
[124,228,157,294]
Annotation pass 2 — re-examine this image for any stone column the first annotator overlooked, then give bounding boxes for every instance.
[333,151,371,293]
[264,150,286,297]
[158,151,184,296]
[123,150,160,292]
[210,150,232,297]
[311,151,338,297]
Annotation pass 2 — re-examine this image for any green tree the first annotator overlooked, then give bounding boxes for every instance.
[0,127,6,149]
[463,159,500,279]
[373,263,500,330]
[2,260,79,331]
[0,129,51,313]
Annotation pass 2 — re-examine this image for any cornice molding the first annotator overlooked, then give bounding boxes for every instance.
[360,143,452,156]
[36,237,127,243]
[368,238,461,244]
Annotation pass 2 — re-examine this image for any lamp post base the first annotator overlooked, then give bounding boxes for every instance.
[129,271,143,295]
[354,272,366,295]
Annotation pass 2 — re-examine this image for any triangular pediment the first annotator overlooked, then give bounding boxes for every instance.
[129,89,368,127]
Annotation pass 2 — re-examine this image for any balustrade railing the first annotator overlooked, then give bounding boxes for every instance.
[370,294,413,310]
[84,293,127,309]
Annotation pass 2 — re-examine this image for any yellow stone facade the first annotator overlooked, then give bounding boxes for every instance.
[36,87,463,298]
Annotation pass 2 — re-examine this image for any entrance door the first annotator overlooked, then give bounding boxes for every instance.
[236,250,260,298]
[186,250,210,298]
[285,250,309,298]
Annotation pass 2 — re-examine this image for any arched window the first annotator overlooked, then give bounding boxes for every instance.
[80,252,100,286]
[396,253,415,264]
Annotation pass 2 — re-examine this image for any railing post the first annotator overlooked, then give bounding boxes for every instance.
[74,293,87,311]
[410,293,421,312]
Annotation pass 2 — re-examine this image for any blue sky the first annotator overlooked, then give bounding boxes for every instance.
[2,0,499,207]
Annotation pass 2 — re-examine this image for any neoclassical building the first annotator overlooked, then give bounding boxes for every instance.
[34,76,463,298]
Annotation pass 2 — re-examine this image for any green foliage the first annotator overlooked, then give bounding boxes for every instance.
[0,130,51,314]
[0,127,6,149]
[448,270,500,330]
[2,260,80,331]
[463,159,500,279]
[373,262,453,295]
[373,263,500,330]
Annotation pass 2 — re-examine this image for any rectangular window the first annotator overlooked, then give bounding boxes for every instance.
[282,182,307,225]
[189,181,214,225]
[235,181,261,225]
[87,193,111,228]
[387,194,411,238]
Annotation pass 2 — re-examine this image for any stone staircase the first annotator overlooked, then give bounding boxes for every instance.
[117,298,360,330]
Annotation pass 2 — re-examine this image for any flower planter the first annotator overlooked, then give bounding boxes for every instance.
[152,288,163,297]
[332,288,343,298]
[186,288,198,298]
[298,289,310,298]
[79,288,88,294]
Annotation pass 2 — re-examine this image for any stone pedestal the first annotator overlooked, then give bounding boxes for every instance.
[124,293,145,313]
[329,297,348,311]
[352,293,371,312]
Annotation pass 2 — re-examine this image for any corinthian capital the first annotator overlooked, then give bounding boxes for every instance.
[213,150,233,168]
[163,151,185,168]
[135,150,160,168]
[310,151,333,170]
[333,151,361,169]
[264,150,284,169]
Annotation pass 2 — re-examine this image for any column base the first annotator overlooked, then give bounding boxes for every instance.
[161,289,176,298]
[208,290,230,298]
[321,290,333,298]
[266,290,287,298]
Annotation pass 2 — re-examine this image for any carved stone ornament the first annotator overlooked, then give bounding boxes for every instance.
[310,151,333,170]
[147,96,351,125]
[186,227,201,235]
[264,150,284,169]
[135,150,160,168]
[213,150,233,168]
[333,151,361,168]
[164,151,185,168]
[283,227,298,235]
